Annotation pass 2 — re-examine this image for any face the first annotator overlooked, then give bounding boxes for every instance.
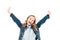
[27,16,35,25]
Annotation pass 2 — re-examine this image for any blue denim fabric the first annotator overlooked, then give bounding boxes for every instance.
[10,13,49,40]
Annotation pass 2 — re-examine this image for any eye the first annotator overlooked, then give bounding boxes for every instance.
[32,20,33,21]
[30,18,31,20]
[31,19,34,21]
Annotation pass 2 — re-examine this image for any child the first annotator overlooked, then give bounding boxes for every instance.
[7,7,51,40]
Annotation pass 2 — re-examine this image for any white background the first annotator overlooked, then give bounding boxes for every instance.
[0,0,60,40]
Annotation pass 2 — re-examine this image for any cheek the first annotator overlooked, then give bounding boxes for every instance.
[31,21,34,24]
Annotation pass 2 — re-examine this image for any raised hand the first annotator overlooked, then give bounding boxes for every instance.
[7,7,11,14]
[48,10,51,15]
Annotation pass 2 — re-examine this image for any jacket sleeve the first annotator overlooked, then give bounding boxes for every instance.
[10,13,22,28]
[36,14,50,28]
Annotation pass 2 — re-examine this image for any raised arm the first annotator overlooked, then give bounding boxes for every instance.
[7,7,22,28]
[36,10,51,28]
[10,13,22,28]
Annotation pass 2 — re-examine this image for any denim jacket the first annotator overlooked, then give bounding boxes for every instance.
[10,13,50,40]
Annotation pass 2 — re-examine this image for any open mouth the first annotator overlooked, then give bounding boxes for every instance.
[29,21,31,25]
[29,21,31,24]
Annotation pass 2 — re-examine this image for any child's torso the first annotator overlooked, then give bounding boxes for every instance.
[22,25,36,40]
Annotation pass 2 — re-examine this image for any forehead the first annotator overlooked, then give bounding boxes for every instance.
[29,16,35,19]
